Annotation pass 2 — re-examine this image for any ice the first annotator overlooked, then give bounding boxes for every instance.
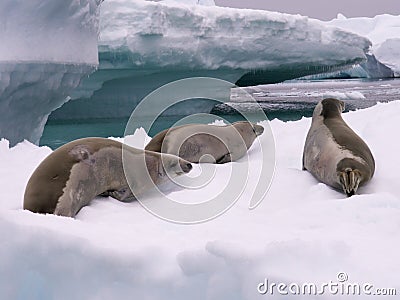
[0,0,101,146]
[327,14,400,76]
[160,0,216,6]
[322,91,365,100]
[302,54,394,80]
[1,101,400,298]
[98,1,369,71]
[0,0,100,64]
[0,63,95,146]
[50,0,370,120]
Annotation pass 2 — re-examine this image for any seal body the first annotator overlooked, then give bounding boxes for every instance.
[145,121,264,163]
[303,98,375,196]
[24,138,192,217]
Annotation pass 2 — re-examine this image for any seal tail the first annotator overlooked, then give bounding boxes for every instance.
[339,168,362,197]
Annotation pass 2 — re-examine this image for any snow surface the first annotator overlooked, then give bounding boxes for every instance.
[328,14,400,76]
[1,101,400,299]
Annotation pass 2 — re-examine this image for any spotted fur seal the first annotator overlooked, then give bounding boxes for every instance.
[24,138,192,217]
[303,98,375,196]
[145,121,264,163]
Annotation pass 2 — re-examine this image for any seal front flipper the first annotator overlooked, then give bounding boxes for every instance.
[99,187,135,202]
[69,144,93,163]
[216,153,232,164]
[339,168,362,197]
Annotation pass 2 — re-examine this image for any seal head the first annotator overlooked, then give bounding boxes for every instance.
[145,121,264,164]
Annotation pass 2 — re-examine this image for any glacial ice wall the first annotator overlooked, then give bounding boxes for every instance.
[0,0,100,64]
[300,54,394,80]
[98,0,370,71]
[160,0,216,6]
[327,14,400,76]
[0,0,101,145]
[50,0,371,120]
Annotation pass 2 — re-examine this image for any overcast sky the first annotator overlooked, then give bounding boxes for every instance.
[215,0,400,20]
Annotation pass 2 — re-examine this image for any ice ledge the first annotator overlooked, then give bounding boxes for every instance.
[50,0,371,120]
[0,0,101,65]
[0,0,101,146]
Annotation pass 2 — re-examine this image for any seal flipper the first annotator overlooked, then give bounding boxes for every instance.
[54,161,98,217]
[69,145,93,163]
[99,187,135,202]
[216,153,231,164]
[339,168,362,197]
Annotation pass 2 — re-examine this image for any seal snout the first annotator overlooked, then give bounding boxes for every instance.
[180,160,193,173]
[253,124,264,136]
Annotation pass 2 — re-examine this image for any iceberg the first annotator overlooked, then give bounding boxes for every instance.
[160,0,216,6]
[327,14,400,76]
[49,0,371,120]
[0,0,101,146]
[300,54,394,80]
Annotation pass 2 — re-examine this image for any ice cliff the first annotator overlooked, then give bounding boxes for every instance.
[0,0,101,146]
[50,0,370,120]
[327,14,400,76]
[0,0,371,143]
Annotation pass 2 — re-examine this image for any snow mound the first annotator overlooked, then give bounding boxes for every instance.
[1,101,400,299]
[328,14,400,75]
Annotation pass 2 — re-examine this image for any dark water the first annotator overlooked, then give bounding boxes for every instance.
[40,114,249,149]
[40,78,400,149]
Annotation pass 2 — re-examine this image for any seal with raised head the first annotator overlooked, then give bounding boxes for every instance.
[24,138,192,217]
[302,98,375,196]
[145,121,264,163]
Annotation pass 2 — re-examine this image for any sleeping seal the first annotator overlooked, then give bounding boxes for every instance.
[303,98,375,196]
[145,121,264,163]
[24,138,192,217]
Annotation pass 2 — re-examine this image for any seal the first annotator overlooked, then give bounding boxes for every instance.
[302,98,375,196]
[145,121,264,163]
[23,137,192,217]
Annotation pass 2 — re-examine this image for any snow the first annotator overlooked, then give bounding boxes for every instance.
[1,101,400,299]
[327,14,400,76]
